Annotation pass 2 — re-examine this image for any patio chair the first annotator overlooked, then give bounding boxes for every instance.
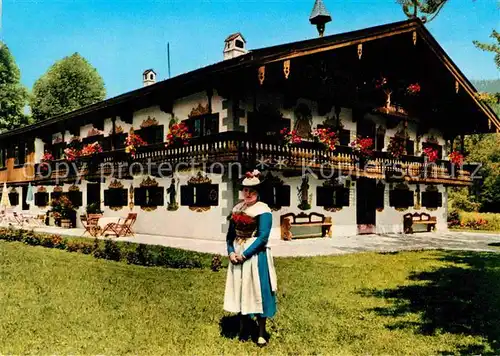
[12,212,26,226]
[81,214,100,237]
[102,213,137,237]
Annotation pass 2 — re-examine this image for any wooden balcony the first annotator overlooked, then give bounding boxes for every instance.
[33,132,475,186]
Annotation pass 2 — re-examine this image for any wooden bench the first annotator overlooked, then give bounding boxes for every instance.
[403,212,437,234]
[280,212,332,240]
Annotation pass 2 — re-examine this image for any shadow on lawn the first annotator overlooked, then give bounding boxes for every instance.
[219,315,259,342]
[364,251,500,354]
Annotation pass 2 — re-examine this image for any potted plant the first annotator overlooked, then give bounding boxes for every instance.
[40,151,54,174]
[387,135,406,158]
[350,137,374,168]
[311,127,339,151]
[125,129,147,158]
[279,127,302,147]
[49,198,63,226]
[86,202,103,215]
[59,195,76,228]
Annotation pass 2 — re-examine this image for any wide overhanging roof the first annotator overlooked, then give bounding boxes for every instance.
[1,18,497,140]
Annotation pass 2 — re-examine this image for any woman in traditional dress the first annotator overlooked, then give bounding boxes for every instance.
[224,170,277,347]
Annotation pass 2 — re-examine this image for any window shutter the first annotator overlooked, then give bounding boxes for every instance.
[151,187,164,206]
[406,190,414,208]
[68,191,83,207]
[339,129,350,146]
[9,193,19,206]
[35,192,49,207]
[421,192,429,208]
[259,184,274,207]
[437,192,443,207]
[277,185,291,207]
[119,189,128,206]
[317,186,334,207]
[335,187,350,207]
[104,189,111,206]
[195,184,211,207]
[208,184,219,206]
[155,126,164,144]
[180,185,195,206]
[134,187,146,206]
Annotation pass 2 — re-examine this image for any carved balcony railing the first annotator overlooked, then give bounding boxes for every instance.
[33,132,475,186]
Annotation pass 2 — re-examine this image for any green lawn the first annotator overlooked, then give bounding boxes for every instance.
[1,241,500,355]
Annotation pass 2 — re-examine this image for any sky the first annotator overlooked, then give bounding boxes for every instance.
[3,0,500,99]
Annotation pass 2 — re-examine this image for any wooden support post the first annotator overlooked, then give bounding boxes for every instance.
[111,116,116,150]
[460,134,465,154]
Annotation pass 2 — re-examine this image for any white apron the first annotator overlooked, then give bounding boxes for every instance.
[223,237,277,315]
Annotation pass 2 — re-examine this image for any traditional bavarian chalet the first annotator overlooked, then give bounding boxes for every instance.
[0,18,498,239]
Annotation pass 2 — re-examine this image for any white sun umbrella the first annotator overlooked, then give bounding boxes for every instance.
[0,182,11,209]
[26,182,34,205]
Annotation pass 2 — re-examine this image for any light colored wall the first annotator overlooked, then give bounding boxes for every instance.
[376,183,448,234]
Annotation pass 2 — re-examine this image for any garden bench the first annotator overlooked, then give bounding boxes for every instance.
[403,212,437,234]
[280,212,332,240]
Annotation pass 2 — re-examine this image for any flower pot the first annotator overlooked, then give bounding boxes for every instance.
[61,218,72,229]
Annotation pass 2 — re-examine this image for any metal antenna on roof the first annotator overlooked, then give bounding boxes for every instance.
[167,42,171,79]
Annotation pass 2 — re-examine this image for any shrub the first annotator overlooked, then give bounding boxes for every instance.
[155,246,203,269]
[23,231,42,246]
[126,244,151,266]
[452,211,500,231]
[102,239,121,261]
[41,234,66,249]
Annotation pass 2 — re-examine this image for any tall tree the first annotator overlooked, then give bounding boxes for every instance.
[30,53,106,122]
[0,42,30,132]
[473,30,500,70]
[397,0,448,23]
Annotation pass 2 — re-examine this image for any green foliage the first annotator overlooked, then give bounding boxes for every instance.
[397,0,448,22]
[449,211,500,231]
[30,53,105,122]
[0,42,30,132]
[85,202,103,215]
[466,134,500,212]
[473,30,500,70]
[447,187,480,212]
